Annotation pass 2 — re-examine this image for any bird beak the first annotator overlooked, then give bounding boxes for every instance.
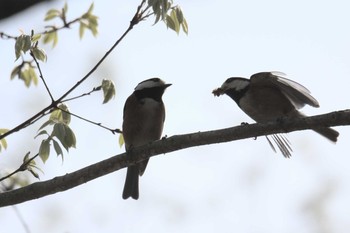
[164,83,172,88]
[212,87,225,96]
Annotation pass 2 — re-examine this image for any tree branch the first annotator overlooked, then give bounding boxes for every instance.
[0,0,146,141]
[0,110,349,207]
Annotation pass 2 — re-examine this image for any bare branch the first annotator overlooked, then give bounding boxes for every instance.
[0,110,349,207]
[0,0,147,141]
[0,153,39,182]
[30,52,54,102]
[57,106,122,134]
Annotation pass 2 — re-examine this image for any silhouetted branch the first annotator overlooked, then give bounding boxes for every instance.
[0,110,349,207]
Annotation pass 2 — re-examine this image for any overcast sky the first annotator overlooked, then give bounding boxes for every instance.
[1,0,350,232]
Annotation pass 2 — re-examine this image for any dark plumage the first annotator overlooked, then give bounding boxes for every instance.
[122,78,171,199]
[213,71,339,157]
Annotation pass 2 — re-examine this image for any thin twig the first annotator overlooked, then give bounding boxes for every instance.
[41,18,81,35]
[0,153,39,182]
[0,32,18,40]
[30,51,55,103]
[61,86,102,103]
[56,1,146,103]
[57,106,122,134]
[0,0,148,141]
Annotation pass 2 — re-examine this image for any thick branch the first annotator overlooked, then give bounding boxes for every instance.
[0,110,349,207]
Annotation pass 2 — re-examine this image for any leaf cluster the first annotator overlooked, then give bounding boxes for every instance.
[36,104,76,163]
[149,0,188,34]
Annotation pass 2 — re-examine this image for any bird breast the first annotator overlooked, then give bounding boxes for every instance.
[123,97,165,149]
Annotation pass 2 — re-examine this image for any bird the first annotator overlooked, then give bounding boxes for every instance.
[122,77,171,200]
[212,71,339,157]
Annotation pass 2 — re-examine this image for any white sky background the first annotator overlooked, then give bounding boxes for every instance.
[1,0,350,232]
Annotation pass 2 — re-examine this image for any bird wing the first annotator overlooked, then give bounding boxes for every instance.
[250,71,319,109]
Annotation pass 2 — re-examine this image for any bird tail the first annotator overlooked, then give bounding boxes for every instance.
[122,165,139,200]
[265,134,293,158]
[293,111,339,143]
[312,127,339,143]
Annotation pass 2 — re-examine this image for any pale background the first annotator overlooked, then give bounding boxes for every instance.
[1,0,350,232]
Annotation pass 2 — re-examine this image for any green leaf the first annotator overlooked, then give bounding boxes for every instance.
[15,35,31,60]
[43,31,58,48]
[39,139,51,163]
[170,9,180,33]
[181,18,189,34]
[87,3,94,14]
[52,139,63,157]
[58,103,71,124]
[0,129,9,152]
[166,15,176,32]
[49,104,70,124]
[79,22,86,39]
[20,67,31,87]
[10,65,21,80]
[19,65,38,87]
[29,168,40,179]
[175,7,183,24]
[35,130,48,138]
[31,34,42,43]
[52,123,76,151]
[119,134,124,148]
[38,119,54,131]
[0,138,7,151]
[28,66,38,85]
[50,109,62,122]
[44,9,60,21]
[101,79,116,104]
[23,152,31,162]
[63,2,68,14]
[32,47,47,62]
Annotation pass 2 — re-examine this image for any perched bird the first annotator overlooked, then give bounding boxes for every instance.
[212,71,339,157]
[122,78,171,200]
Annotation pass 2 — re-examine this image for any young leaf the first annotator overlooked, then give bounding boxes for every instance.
[101,79,116,104]
[44,9,61,21]
[0,138,7,151]
[15,35,31,60]
[38,119,54,131]
[29,168,40,179]
[181,18,189,34]
[32,47,47,62]
[79,22,86,39]
[23,151,31,162]
[175,6,183,24]
[39,139,51,163]
[87,3,94,14]
[10,65,21,80]
[166,15,176,32]
[35,130,48,138]
[52,123,76,151]
[28,66,38,85]
[57,103,71,124]
[63,2,68,14]
[31,34,42,43]
[43,31,58,47]
[52,139,63,157]
[119,134,125,148]
[170,9,180,33]
[21,67,31,87]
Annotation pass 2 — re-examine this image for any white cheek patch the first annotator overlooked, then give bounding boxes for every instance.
[135,78,165,91]
[222,79,249,91]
